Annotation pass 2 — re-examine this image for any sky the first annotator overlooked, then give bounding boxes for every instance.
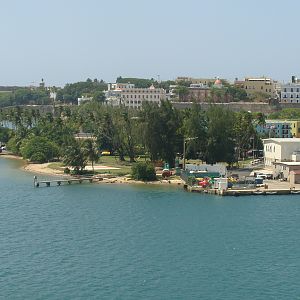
[0,0,299,86]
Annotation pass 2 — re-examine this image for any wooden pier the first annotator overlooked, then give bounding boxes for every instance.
[33,176,98,187]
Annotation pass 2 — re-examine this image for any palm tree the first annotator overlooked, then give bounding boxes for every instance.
[83,139,99,173]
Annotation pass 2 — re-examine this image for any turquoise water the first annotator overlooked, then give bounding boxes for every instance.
[1,158,300,299]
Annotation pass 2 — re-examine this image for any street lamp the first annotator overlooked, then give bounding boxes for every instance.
[183,137,198,170]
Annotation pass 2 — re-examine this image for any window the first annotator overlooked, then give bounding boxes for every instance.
[284,88,287,92]
[291,88,294,92]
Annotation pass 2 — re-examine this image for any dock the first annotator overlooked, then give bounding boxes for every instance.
[184,185,300,196]
[33,176,100,187]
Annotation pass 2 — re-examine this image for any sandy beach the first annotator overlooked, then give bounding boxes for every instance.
[0,152,184,186]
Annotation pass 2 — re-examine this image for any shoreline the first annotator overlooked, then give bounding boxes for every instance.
[0,152,184,186]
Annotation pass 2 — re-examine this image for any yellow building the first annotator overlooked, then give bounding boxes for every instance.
[176,77,222,86]
[235,77,279,99]
[290,121,300,138]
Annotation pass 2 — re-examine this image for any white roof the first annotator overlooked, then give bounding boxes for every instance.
[273,161,300,166]
[263,138,300,143]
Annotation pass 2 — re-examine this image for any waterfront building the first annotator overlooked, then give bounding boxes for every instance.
[273,161,300,181]
[263,138,300,167]
[105,83,166,109]
[235,77,279,99]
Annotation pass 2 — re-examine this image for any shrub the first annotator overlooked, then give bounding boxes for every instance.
[131,162,156,181]
[7,136,20,155]
[64,167,70,174]
[30,152,47,163]
[20,136,59,163]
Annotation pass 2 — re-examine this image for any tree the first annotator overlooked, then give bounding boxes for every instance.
[62,139,87,172]
[182,104,207,160]
[174,85,189,101]
[0,126,11,144]
[20,136,59,163]
[131,162,156,181]
[233,111,256,160]
[92,91,105,103]
[205,106,235,165]
[140,101,181,166]
[83,139,99,172]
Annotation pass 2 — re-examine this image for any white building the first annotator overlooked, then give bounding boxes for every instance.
[105,83,166,109]
[280,82,300,103]
[186,163,227,176]
[263,138,300,167]
[78,95,93,105]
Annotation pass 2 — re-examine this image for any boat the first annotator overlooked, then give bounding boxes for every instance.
[290,190,300,194]
[265,191,277,195]
[253,190,264,195]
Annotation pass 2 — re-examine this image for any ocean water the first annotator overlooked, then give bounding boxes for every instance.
[0,157,300,299]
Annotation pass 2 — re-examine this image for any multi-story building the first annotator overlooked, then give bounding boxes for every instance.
[187,83,210,102]
[235,77,279,99]
[280,76,300,103]
[105,83,166,109]
[256,120,300,138]
[290,121,300,137]
[176,77,223,86]
[263,138,300,167]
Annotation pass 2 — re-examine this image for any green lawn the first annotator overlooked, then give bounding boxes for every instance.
[48,156,138,176]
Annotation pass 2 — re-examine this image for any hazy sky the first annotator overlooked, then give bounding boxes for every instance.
[0,0,299,86]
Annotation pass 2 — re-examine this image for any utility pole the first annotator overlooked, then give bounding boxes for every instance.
[183,137,198,170]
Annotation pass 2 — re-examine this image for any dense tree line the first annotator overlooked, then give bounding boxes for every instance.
[0,88,50,107]
[56,78,107,104]
[0,101,263,169]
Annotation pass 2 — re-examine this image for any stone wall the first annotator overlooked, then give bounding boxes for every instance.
[171,102,300,114]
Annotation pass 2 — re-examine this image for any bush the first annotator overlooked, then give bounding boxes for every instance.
[64,167,70,174]
[131,162,156,181]
[30,152,47,163]
[20,136,59,163]
[7,136,20,155]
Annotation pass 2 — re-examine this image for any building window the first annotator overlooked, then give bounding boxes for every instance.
[284,88,287,92]
[291,88,294,92]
